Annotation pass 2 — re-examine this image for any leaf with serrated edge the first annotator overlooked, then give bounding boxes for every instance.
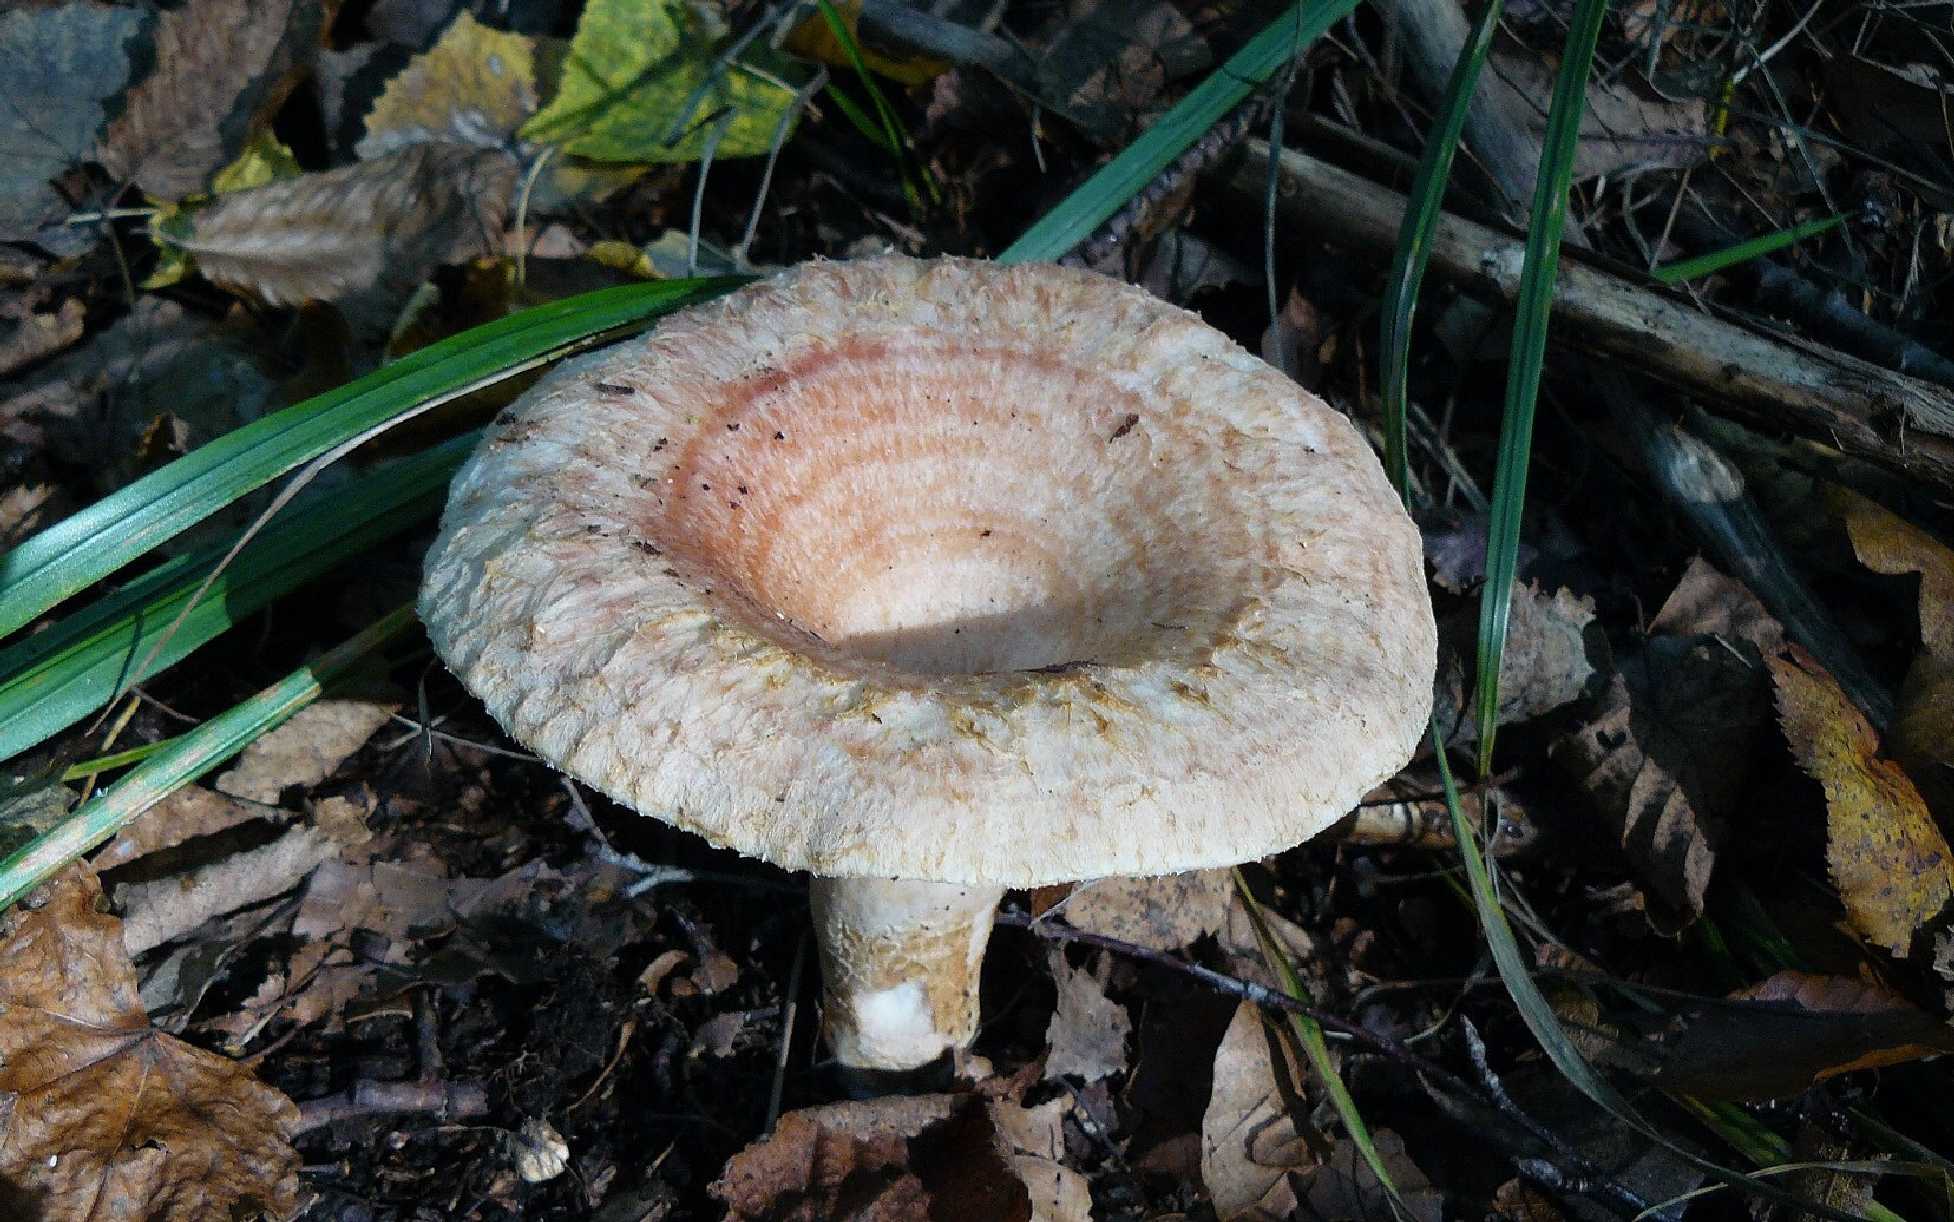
[0,864,302,1219]
[164,142,517,305]
[1769,645,1954,955]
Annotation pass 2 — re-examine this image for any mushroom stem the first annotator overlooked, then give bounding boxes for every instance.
[808,876,1006,1072]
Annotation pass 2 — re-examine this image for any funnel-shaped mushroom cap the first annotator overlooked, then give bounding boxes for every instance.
[421,256,1436,886]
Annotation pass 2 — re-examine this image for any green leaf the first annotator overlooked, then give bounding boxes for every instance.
[1473,0,1606,777]
[0,434,474,762]
[0,277,741,643]
[1651,215,1844,285]
[999,0,1359,265]
[0,606,416,911]
[520,0,800,162]
[1379,0,1504,503]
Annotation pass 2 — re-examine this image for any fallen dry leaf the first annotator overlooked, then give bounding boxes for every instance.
[1828,487,1954,818]
[989,1097,1092,1222]
[1062,868,1233,951]
[1644,971,1954,1100]
[1435,581,1605,749]
[214,696,399,805]
[712,1093,1037,1221]
[1295,1130,1443,1222]
[1201,1001,1319,1221]
[1769,646,1954,955]
[97,0,332,199]
[0,4,146,248]
[1647,557,1785,652]
[1551,633,1772,920]
[358,12,540,160]
[0,865,302,1220]
[1492,47,1708,179]
[159,142,517,307]
[1044,948,1132,1083]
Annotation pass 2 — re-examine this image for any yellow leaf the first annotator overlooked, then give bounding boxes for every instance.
[1828,484,1954,818]
[520,0,800,163]
[1768,645,1954,955]
[359,11,541,158]
[210,129,301,194]
[781,0,949,87]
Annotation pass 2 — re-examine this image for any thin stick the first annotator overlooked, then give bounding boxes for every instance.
[765,930,808,1134]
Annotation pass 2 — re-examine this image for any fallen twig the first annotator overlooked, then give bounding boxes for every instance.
[1217,141,1954,492]
[295,1079,490,1133]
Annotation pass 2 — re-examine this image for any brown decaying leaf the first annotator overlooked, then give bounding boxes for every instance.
[1043,948,1132,1083]
[0,292,84,379]
[98,0,335,199]
[0,865,302,1220]
[170,142,517,306]
[1828,486,1954,817]
[1200,1001,1318,1221]
[711,1093,1064,1221]
[1061,867,1234,951]
[1435,581,1603,748]
[1647,556,1785,652]
[1645,971,1954,1100]
[1768,645,1954,955]
[1551,632,1770,920]
[214,696,399,805]
[1491,46,1707,179]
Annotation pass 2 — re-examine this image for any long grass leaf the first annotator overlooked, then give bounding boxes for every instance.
[0,434,476,762]
[816,0,937,204]
[1379,0,1505,500]
[999,0,1357,265]
[1472,0,1606,777]
[0,278,741,642]
[0,604,416,910]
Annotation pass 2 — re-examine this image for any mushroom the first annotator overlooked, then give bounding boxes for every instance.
[419,256,1436,1078]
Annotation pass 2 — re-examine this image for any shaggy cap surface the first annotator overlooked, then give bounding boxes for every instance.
[420,256,1436,885]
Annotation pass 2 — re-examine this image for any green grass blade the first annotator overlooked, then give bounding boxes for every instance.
[0,433,477,762]
[999,0,1358,265]
[1234,868,1410,1220]
[816,0,938,204]
[1650,214,1843,284]
[0,278,742,643]
[1472,0,1606,777]
[0,604,415,910]
[1379,0,1504,501]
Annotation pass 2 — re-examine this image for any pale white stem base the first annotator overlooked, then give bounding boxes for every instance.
[808,877,1007,1072]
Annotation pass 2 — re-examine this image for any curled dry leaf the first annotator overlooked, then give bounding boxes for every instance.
[1768,645,1954,955]
[0,865,302,1221]
[1491,47,1708,179]
[1043,948,1132,1083]
[96,0,332,199]
[158,142,517,306]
